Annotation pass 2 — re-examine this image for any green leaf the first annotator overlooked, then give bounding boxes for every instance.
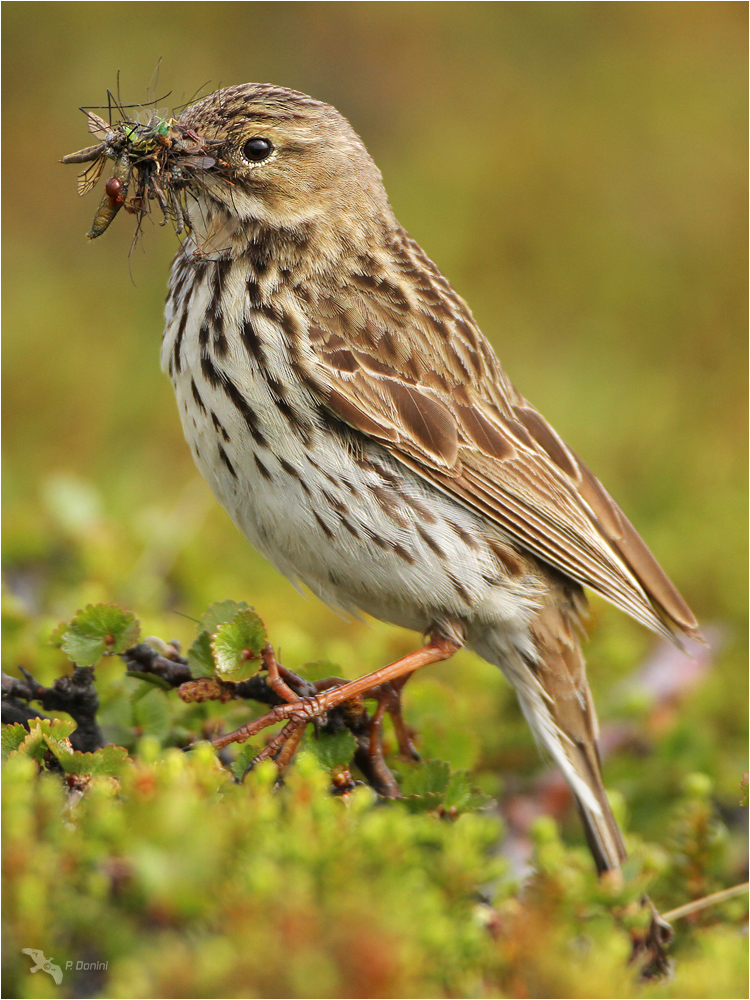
[9,718,77,763]
[55,743,130,777]
[126,670,173,692]
[230,743,260,780]
[5,718,130,776]
[397,759,453,813]
[60,603,140,665]
[199,600,250,635]
[187,631,215,678]
[443,771,492,813]
[211,609,267,682]
[302,728,357,771]
[48,620,67,648]
[298,660,344,683]
[400,759,451,797]
[396,760,488,815]
[2,722,29,759]
[188,601,255,678]
[132,688,171,742]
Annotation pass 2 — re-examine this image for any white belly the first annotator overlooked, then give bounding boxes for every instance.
[162,253,541,638]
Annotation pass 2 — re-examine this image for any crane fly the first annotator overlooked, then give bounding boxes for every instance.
[61,102,222,240]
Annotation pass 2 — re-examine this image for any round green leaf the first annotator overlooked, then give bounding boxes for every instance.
[211,609,267,681]
[60,603,140,665]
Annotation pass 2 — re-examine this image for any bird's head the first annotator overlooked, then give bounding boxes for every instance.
[172,83,393,260]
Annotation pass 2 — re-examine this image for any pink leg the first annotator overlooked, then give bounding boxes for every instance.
[212,633,460,751]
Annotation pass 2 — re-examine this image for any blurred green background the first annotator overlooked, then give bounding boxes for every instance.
[3,0,746,847]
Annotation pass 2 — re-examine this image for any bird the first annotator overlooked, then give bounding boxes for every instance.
[21,949,63,986]
[152,82,700,877]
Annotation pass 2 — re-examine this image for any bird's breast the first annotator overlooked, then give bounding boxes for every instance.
[161,254,540,635]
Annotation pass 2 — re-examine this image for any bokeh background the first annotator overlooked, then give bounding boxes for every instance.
[2,4,747,993]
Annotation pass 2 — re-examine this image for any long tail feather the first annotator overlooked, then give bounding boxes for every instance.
[482,590,628,872]
[568,739,627,872]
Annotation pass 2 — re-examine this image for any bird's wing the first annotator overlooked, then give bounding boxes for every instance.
[299,232,698,642]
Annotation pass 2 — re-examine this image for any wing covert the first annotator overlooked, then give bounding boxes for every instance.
[296,230,698,641]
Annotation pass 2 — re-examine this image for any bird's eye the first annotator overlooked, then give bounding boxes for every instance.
[242,137,274,162]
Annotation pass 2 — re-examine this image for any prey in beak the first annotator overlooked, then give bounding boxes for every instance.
[61,105,223,240]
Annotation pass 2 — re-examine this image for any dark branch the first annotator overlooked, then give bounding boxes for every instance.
[2,666,104,752]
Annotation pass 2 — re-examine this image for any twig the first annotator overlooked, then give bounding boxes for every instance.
[2,666,103,752]
[661,882,749,922]
[121,643,192,686]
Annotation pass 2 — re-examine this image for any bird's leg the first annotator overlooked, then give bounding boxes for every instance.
[342,693,400,798]
[365,675,419,775]
[384,676,421,760]
[247,720,306,775]
[367,691,389,761]
[211,633,460,751]
[360,688,403,797]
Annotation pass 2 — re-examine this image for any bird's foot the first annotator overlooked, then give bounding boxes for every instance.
[211,634,459,786]
[630,896,674,980]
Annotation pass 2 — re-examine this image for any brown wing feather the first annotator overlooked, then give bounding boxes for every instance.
[301,230,698,641]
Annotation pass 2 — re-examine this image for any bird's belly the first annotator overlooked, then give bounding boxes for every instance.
[169,361,537,636]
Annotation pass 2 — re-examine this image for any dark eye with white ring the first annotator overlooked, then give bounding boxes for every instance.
[242,137,273,162]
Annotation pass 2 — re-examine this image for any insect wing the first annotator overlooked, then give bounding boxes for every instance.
[187,156,216,170]
[77,156,106,196]
[86,112,110,138]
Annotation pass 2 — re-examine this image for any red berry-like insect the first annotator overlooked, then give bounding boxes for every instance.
[105,176,124,204]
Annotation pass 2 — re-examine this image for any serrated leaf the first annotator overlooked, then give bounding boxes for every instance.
[400,791,445,813]
[61,632,106,666]
[399,759,451,797]
[55,743,131,777]
[60,603,140,665]
[443,770,492,813]
[2,722,29,759]
[303,728,357,770]
[230,743,260,780]
[188,602,255,678]
[211,609,267,682]
[397,761,489,814]
[48,621,68,648]
[44,717,78,740]
[198,600,250,635]
[187,630,216,678]
[9,718,130,776]
[11,718,77,762]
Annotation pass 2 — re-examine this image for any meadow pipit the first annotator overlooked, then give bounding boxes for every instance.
[68,84,699,884]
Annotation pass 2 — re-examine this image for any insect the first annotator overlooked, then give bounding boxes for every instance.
[61,102,223,240]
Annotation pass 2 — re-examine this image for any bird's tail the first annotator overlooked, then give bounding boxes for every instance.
[565,724,627,873]
[483,596,627,872]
